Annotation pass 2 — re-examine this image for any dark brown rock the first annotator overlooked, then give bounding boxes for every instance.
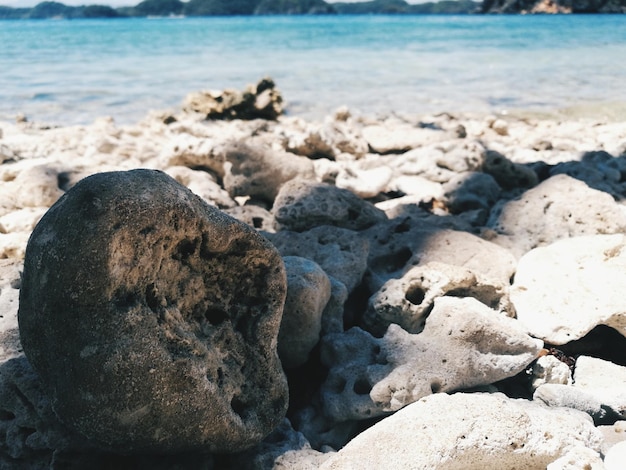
[18,169,288,454]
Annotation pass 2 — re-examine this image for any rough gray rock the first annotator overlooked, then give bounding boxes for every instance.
[482,148,538,190]
[319,392,604,470]
[278,257,331,369]
[267,226,369,294]
[18,169,289,453]
[320,276,348,336]
[272,179,386,232]
[0,356,92,466]
[220,140,315,202]
[320,297,543,421]
[487,174,626,257]
[442,171,502,214]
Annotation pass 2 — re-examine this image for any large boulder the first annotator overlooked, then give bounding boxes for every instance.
[18,169,289,454]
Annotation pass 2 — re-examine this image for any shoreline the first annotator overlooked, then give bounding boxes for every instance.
[2,90,626,468]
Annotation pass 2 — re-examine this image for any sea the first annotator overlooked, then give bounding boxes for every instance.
[1,14,626,126]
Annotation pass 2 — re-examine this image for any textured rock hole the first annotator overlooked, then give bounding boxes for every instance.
[0,409,16,421]
[231,396,251,419]
[252,217,264,229]
[205,308,228,326]
[405,285,426,305]
[353,378,372,396]
[447,288,470,299]
[393,220,411,233]
[140,225,155,236]
[174,238,198,261]
[216,367,224,387]
[430,380,442,394]
[347,208,359,221]
[145,283,160,313]
[114,290,139,309]
[57,172,71,191]
[386,247,413,272]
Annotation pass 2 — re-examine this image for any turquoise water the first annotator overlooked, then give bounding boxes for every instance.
[1,14,626,125]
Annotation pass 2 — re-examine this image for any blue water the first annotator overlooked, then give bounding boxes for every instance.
[1,14,626,125]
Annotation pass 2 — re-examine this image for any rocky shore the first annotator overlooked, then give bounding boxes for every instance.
[2,80,626,469]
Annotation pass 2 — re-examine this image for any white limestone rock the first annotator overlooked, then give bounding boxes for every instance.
[531,355,572,390]
[511,234,626,344]
[0,259,22,364]
[157,134,224,176]
[0,207,48,234]
[487,174,626,257]
[573,356,626,419]
[165,165,235,209]
[361,122,450,154]
[533,384,616,425]
[363,261,514,336]
[319,392,604,470]
[335,165,393,199]
[546,446,605,470]
[604,440,626,470]
[320,297,542,421]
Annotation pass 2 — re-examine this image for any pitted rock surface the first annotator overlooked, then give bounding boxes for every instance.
[487,174,626,258]
[363,261,514,336]
[220,140,315,202]
[18,169,289,453]
[320,297,542,421]
[267,225,369,294]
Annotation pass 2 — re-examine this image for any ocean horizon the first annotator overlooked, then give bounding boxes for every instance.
[2,14,626,125]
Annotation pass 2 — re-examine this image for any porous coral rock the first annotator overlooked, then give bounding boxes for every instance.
[511,234,626,344]
[363,261,514,336]
[267,225,369,294]
[488,175,626,258]
[18,169,289,453]
[320,297,542,421]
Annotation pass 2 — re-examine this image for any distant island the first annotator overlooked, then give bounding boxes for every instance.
[0,0,623,19]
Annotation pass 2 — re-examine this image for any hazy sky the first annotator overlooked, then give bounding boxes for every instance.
[3,0,427,9]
